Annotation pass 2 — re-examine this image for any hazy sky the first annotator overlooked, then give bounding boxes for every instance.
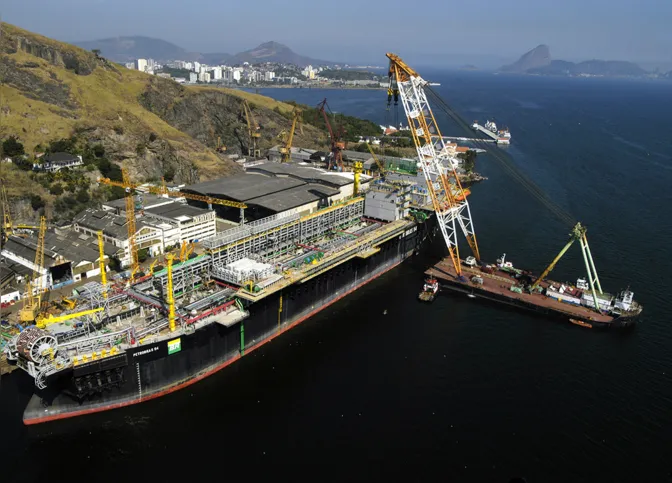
[4,0,671,65]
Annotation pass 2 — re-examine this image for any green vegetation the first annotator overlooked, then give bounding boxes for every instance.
[137,248,149,263]
[282,101,380,141]
[458,150,476,173]
[2,136,25,157]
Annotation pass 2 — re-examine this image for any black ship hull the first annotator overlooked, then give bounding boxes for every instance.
[23,220,431,424]
[436,278,638,330]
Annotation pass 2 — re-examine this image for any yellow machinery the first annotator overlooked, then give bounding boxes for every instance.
[36,307,104,329]
[61,297,77,310]
[353,161,363,196]
[1,181,40,240]
[121,168,140,283]
[165,253,177,332]
[179,240,195,262]
[216,136,227,153]
[365,143,387,178]
[19,216,47,323]
[99,174,247,225]
[240,99,261,158]
[148,258,159,274]
[97,230,107,298]
[279,108,303,163]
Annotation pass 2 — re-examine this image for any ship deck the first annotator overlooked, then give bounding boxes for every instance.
[426,258,615,324]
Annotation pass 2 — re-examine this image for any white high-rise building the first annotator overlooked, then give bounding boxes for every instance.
[193,61,201,73]
[189,72,198,83]
[264,71,275,81]
[212,67,223,80]
[232,70,241,82]
[136,59,148,72]
[184,62,193,70]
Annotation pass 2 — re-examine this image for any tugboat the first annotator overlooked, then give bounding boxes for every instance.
[418,277,439,302]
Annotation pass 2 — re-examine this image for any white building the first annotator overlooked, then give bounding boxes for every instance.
[198,71,211,83]
[136,58,148,72]
[264,71,275,81]
[193,61,201,72]
[33,152,84,172]
[189,72,198,83]
[232,69,242,82]
[142,203,217,244]
[212,66,223,80]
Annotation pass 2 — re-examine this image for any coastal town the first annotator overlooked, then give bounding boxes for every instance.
[126,57,386,88]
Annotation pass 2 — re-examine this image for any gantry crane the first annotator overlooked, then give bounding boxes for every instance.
[99,174,247,224]
[278,107,303,163]
[240,99,261,158]
[317,98,346,171]
[19,216,47,322]
[1,180,40,240]
[365,143,387,178]
[386,53,478,276]
[120,168,140,283]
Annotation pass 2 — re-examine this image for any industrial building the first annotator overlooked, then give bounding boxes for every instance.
[182,162,371,222]
[363,181,412,222]
[0,229,113,291]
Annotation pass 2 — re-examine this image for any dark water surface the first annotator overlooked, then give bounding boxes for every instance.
[2,72,672,482]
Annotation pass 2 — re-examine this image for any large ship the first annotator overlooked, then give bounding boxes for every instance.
[4,183,433,424]
[471,120,512,144]
[424,228,642,329]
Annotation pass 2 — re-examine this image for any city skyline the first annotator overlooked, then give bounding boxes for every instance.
[3,0,671,66]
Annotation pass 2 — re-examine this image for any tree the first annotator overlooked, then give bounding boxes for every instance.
[2,136,25,157]
[91,49,101,58]
[163,166,176,182]
[76,189,90,203]
[30,194,45,211]
[137,248,149,263]
[49,183,64,196]
[457,151,477,173]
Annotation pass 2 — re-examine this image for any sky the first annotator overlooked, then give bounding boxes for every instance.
[3,0,671,66]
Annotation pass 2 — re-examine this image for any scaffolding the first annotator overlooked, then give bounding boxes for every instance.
[204,198,365,266]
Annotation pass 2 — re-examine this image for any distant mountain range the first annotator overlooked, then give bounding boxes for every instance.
[498,45,649,77]
[74,37,335,67]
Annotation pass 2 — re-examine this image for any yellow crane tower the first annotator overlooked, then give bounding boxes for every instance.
[165,253,177,332]
[37,307,104,329]
[365,143,387,177]
[99,174,248,225]
[216,136,227,153]
[353,162,363,195]
[19,216,47,322]
[278,108,303,163]
[240,99,261,158]
[121,168,140,283]
[97,230,107,298]
[1,181,40,240]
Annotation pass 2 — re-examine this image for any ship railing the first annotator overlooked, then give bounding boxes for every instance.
[57,326,133,354]
[135,319,170,339]
[203,213,302,249]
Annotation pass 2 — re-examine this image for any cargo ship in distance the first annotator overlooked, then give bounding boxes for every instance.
[4,170,434,425]
[425,249,641,329]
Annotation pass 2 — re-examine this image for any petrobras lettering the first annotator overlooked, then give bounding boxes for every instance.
[404,226,418,237]
[132,346,159,358]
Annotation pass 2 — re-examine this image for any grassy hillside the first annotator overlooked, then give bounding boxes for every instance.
[0,22,333,221]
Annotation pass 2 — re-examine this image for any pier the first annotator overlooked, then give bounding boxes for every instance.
[470,123,510,144]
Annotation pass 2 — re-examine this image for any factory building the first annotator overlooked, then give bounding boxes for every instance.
[363,181,412,222]
[182,162,371,222]
[0,229,114,291]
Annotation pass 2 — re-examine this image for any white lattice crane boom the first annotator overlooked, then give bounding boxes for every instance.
[386,53,479,276]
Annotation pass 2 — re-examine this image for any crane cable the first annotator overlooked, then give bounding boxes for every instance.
[425,86,576,228]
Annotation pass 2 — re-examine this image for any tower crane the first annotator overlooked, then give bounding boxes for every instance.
[240,99,261,158]
[19,216,47,322]
[365,143,387,178]
[317,98,346,171]
[121,168,140,283]
[99,174,247,224]
[1,180,40,240]
[97,230,108,299]
[386,53,479,276]
[216,136,227,153]
[278,107,303,163]
[165,253,177,332]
